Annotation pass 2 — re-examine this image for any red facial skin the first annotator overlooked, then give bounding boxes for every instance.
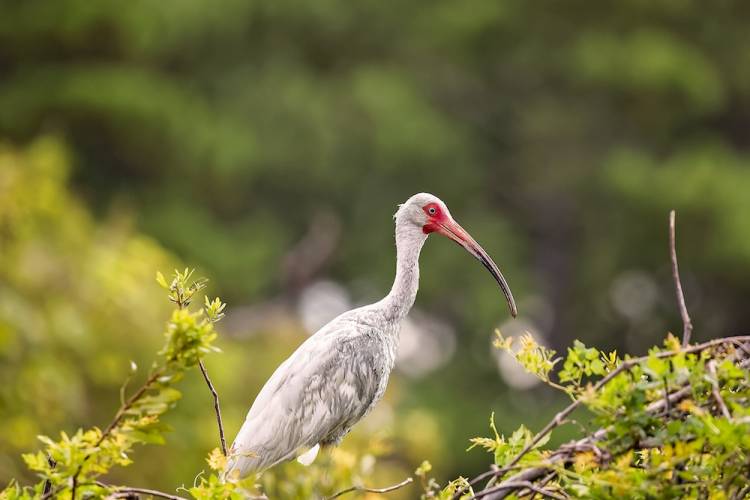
[419,201,518,318]
[422,202,446,234]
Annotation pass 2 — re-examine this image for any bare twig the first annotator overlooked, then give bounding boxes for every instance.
[466,465,521,492]
[178,276,227,456]
[734,483,750,500]
[707,360,731,419]
[538,471,558,491]
[646,384,691,414]
[669,210,693,347]
[468,480,566,500]
[199,359,228,456]
[325,477,414,499]
[72,475,79,499]
[98,481,188,500]
[41,455,56,497]
[101,369,164,441]
[736,341,750,359]
[41,484,63,500]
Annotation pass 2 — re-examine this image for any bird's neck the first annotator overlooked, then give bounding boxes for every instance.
[381,224,427,321]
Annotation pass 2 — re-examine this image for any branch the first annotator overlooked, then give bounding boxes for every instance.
[707,359,731,419]
[325,477,414,499]
[98,482,188,500]
[469,480,566,500]
[40,455,56,498]
[669,210,693,347]
[199,359,228,456]
[70,368,164,499]
[101,369,165,441]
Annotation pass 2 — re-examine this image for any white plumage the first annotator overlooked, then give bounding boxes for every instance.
[225,193,516,479]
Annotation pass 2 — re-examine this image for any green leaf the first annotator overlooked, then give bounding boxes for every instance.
[156,271,169,289]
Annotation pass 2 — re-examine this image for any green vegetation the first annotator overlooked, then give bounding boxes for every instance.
[3,0,750,497]
[0,139,174,485]
[3,268,748,498]
[4,267,226,499]
[444,333,750,499]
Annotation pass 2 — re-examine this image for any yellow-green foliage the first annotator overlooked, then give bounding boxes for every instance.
[448,332,750,499]
[2,268,226,498]
[0,138,174,482]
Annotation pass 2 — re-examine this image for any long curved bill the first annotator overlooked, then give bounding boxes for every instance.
[436,219,518,317]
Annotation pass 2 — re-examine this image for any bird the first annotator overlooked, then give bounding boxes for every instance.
[225,193,517,479]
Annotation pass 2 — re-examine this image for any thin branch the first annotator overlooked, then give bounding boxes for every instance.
[325,477,414,499]
[41,483,64,500]
[101,369,164,442]
[468,480,566,500]
[646,384,691,414]
[707,360,731,419]
[736,341,750,359]
[537,471,558,491]
[70,368,164,499]
[669,210,693,347]
[98,481,188,500]
[42,455,56,497]
[181,277,227,456]
[733,484,750,500]
[199,359,228,456]
[119,364,137,407]
[467,466,521,492]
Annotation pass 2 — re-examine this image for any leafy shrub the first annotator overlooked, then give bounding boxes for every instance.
[1,269,227,498]
[0,137,175,484]
[429,332,750,499]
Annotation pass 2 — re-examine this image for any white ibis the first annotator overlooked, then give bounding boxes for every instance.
[225,193,517,479]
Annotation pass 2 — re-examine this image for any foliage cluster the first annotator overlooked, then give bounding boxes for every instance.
[440,332,750,499]
[0,138,173,483]
[2,269,228,499]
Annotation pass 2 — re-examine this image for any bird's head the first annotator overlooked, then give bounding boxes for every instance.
[395,193,518,318]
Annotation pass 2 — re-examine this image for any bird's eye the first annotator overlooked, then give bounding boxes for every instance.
[428,207,437,215]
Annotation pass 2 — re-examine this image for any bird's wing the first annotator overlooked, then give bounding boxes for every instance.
[225,314,379,479]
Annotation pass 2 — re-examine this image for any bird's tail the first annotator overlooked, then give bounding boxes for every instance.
[223,448,258,482]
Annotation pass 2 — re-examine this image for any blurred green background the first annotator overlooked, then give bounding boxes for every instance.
[2,0,750,496]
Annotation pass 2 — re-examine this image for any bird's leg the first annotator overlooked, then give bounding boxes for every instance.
[318,444,336,492]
